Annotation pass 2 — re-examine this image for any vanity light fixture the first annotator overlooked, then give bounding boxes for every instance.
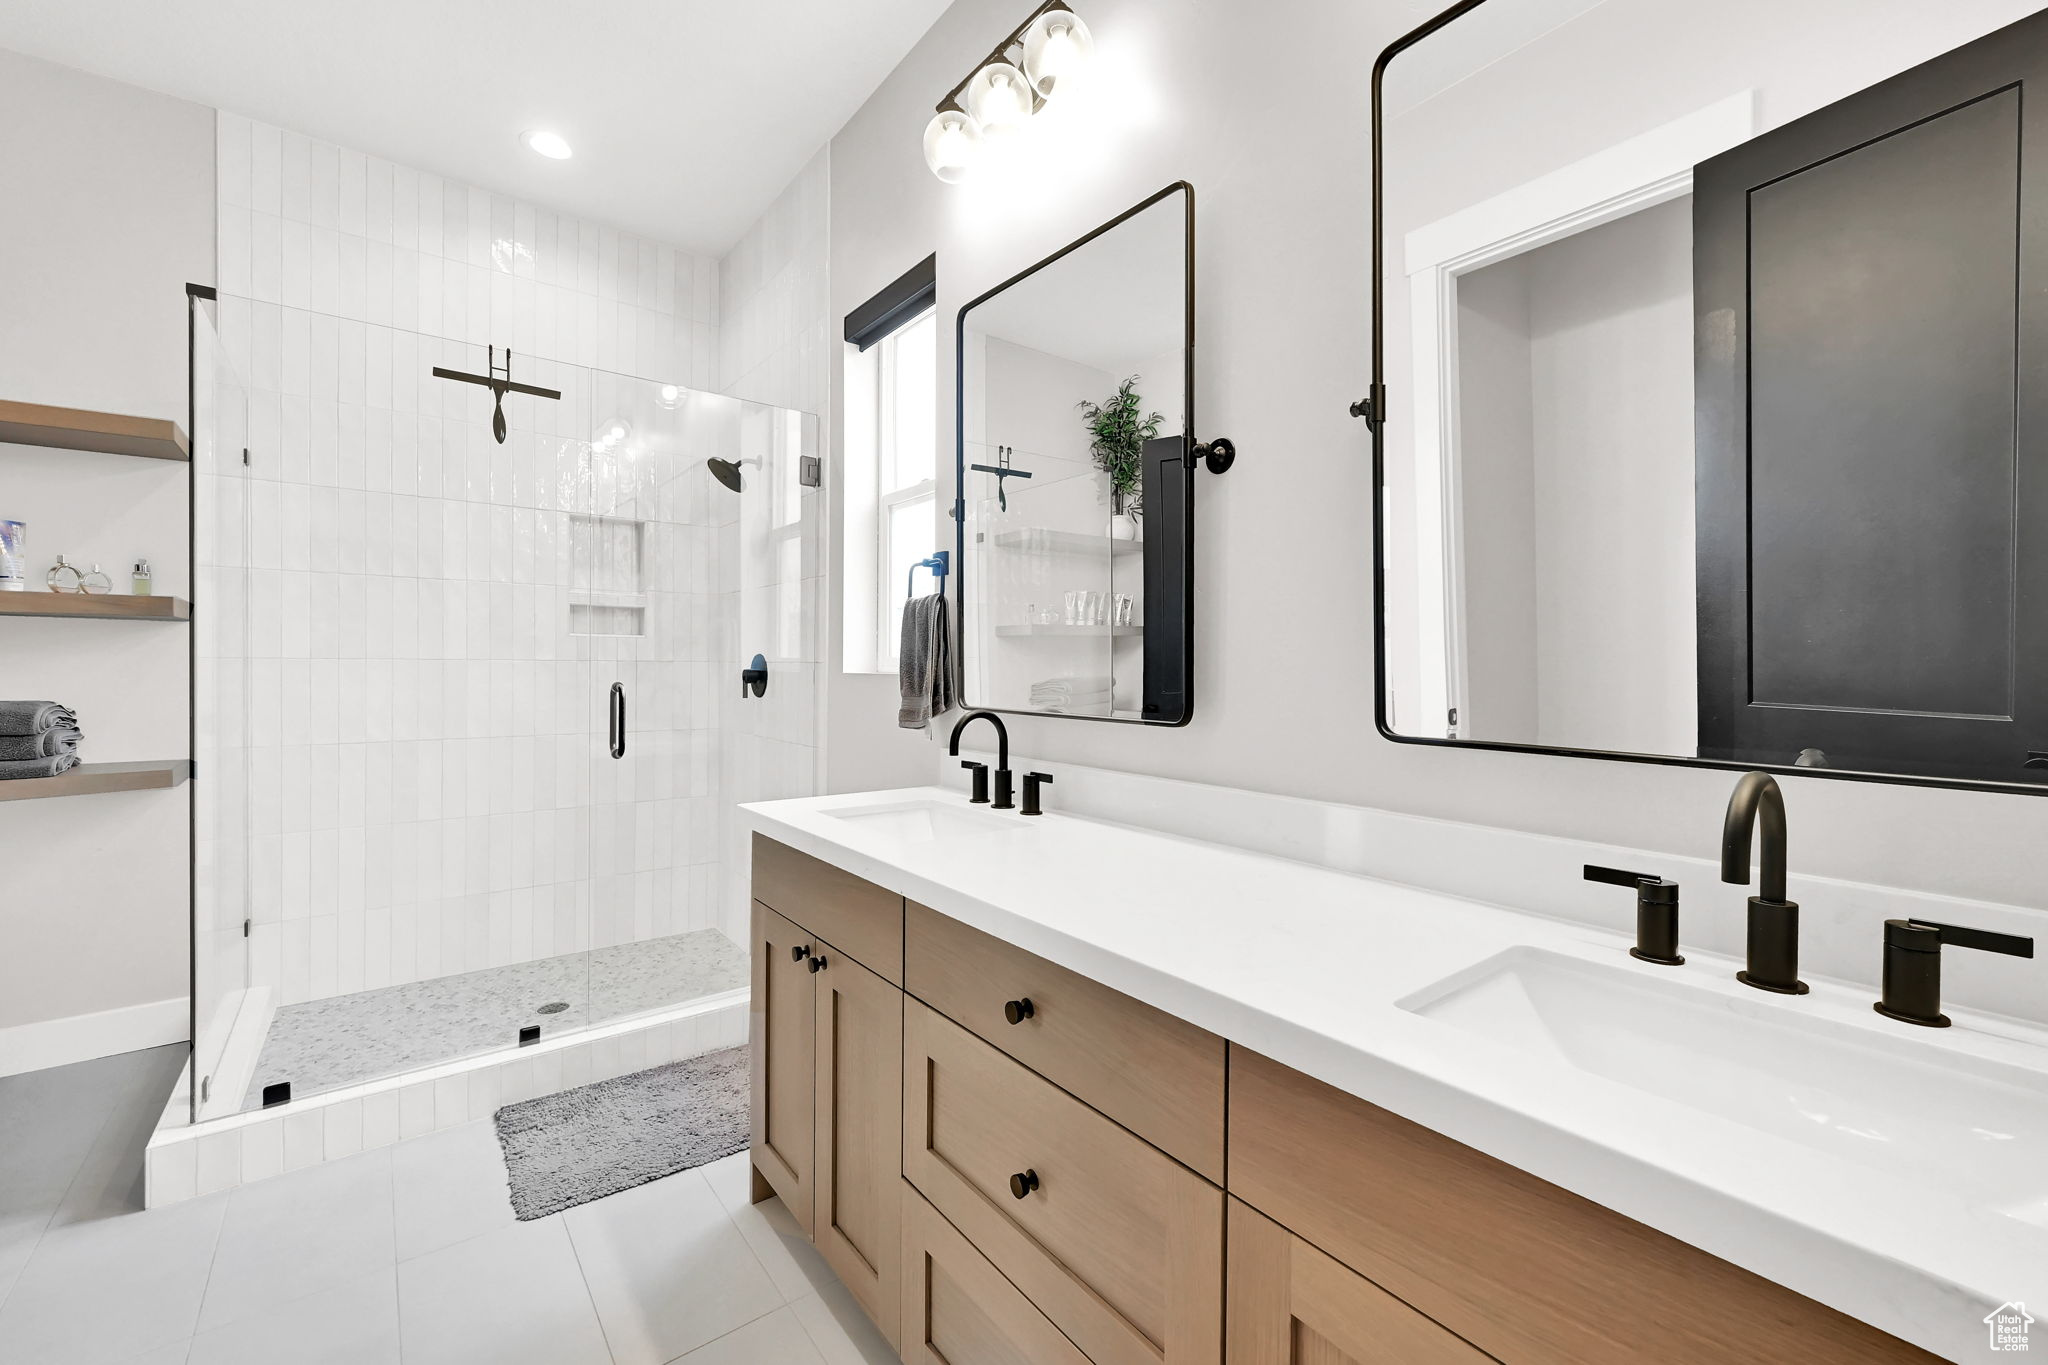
[922,1,1094,182]
[522,129,573,160]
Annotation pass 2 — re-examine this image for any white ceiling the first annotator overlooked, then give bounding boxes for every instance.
[0,0,953,255]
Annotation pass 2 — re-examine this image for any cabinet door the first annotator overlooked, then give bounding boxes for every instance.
[1226,1200,1493,1365]
[748,900,816,1235]
[901,1181,1092,1365]
[811,939,903,1350]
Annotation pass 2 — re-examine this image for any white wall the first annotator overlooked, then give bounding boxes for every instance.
[0,48,214,1047]
[819,0,2048,918]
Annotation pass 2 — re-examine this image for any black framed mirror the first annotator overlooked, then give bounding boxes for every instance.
[1371,0,2048,795]
[955,181,1197,725]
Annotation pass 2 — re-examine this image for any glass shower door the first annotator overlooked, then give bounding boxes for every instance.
[192,294,252,1121]
[580,370,749,1029]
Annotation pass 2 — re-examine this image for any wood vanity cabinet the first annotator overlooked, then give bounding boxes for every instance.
[748,834,1935,1365]
[747,838,906,1350]
[1226,1046,1943,1365]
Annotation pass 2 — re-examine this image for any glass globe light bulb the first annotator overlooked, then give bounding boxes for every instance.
[966,61,1033,137]
[922,110,984,183]
[1022,9,1095,99]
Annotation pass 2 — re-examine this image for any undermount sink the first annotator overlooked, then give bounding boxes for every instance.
[822,798,1027,841]
[1401,947,2048,1229]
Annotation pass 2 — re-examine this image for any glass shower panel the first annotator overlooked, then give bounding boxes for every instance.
[191,295,253,1122]
[192,293,815,1123]
[583,374,749,1026]
[214,299,599,1111]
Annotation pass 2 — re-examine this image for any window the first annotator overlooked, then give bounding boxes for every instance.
[843,256,938,673]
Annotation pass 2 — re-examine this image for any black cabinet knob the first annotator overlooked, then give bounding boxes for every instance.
[807,953,828,973]
[1003,998,1035,1025]
[791,944,810,963]
[1008,1169,1040,1199]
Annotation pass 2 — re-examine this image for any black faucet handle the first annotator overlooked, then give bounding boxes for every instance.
[1900,919,2035,958]
[1584,864,1674,894]
[1020,771,1053,817]
[960,760,990,804]
[1584,865,1683,966]
[1877,918,2033,1027]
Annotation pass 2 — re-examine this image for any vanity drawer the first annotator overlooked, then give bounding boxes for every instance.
[903,998,1222,1365]
[901,1181,1091,1365]
[1226,1047,1942,1365]
[751,833,903,983]
[904,898,1226,1181]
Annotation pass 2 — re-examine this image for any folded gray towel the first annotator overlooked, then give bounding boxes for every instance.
[898,593,954,730]
[0,727,80,762]
[0,753,78,780]
[0,700,77,737]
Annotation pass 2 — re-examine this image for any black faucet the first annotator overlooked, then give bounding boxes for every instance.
[949,711,1013,810]
[1874,919,2034,1027]
[1720,771,1808,994]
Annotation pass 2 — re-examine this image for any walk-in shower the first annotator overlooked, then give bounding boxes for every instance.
[186,292,818,1124]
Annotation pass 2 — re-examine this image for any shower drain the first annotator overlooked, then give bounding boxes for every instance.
[536,1001,570,1015]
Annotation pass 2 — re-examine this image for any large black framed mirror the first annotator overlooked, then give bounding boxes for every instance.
[1371,0,2048,794]
[955,182,1197,725]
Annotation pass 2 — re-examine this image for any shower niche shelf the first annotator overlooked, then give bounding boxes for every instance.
[0,760,191,802]
[0,399,191,462]
[0,593,192,622]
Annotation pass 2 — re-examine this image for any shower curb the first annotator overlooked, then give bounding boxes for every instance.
[142,988,749,1206]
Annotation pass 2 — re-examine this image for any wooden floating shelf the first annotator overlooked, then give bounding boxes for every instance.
[0,399,190,462]
[0,593,191,622]
[0,760,191,802]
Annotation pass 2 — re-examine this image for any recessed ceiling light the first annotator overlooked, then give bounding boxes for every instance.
[522,130,572,160]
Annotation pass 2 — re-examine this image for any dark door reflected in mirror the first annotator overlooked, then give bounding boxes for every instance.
[1374,0,2048,791]
[957,183,1195,725]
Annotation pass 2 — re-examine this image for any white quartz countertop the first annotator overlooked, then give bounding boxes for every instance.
[746,787,2048,1362]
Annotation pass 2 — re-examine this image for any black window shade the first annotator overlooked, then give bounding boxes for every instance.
[845,254,936,351]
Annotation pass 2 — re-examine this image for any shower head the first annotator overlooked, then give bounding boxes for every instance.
[706,457,747,493]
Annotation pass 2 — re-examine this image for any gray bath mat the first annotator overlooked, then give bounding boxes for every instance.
[494,1046,749,1219]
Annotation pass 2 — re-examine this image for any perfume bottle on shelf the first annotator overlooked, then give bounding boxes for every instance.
[79,563,112,595]
[132,559,153,596]
[45,554,82,593]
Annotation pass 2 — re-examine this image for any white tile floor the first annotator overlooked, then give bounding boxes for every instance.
[0,1047,899,1365]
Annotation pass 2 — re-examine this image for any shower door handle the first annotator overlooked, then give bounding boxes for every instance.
[609,683,625,760]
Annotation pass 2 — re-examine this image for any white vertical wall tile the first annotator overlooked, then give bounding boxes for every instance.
[195,1129,242,1195]
[282,1109,325,1171]
[240,1119,285,1184]
[363,1089,400,1149]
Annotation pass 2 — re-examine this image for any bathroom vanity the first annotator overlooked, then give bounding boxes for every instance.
[744,791,2042,1363]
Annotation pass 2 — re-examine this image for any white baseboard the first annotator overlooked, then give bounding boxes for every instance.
[0,997,189,1078]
